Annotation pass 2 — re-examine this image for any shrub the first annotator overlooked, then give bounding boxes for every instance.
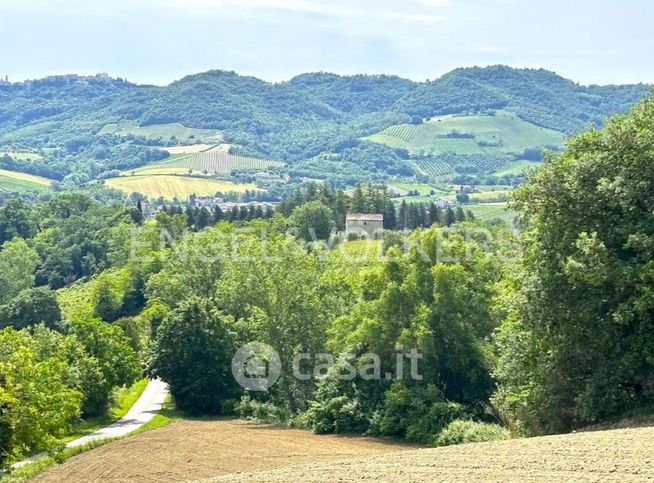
[302,395,370,434]
[370,383,464,444]
[235,395,291,423]
[434,419,510,446]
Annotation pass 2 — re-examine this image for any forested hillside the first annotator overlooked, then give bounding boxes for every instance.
[0,67,649,188]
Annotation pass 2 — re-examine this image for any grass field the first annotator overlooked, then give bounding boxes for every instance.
[0,169,52,193]
[387,181,448,196]
[98,122,223,143]
[367,111,564,156]
[468,189,513,203]
[0,151,42,161]
[493,158,542,176]
[105,175,257,199]
[465,202,515,224]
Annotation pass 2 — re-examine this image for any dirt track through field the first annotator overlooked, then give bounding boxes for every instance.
[32,419,415,483]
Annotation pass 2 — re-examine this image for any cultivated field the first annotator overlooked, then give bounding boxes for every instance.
[208,425,654,482]
[98,122,223,143]
[32,419,415,483]
[31,420,654,482]
[131,152,284,177]
[163,144,216,155]
[105,175,256,199]
[0,169,52,193]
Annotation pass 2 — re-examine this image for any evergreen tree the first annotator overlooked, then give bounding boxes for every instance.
[398,200,409,230]
[456,206,466,222]
[445,207,456,226]
[383,199,397,230]
[212,206,224,223]
[351,185,367,213]
[196,208,211,230]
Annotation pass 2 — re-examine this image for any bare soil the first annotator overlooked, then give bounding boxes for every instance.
[32,419,415,483]
[207,425,654,482]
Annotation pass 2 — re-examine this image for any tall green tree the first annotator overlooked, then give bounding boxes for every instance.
[0,238,39,305]
[494,96,654,434]
[146,297,238,414]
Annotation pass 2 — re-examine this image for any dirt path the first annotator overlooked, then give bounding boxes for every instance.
[33,420,416,482]
[207,425,654,482]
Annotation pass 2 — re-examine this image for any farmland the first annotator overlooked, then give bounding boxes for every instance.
[29,420,654,482]
[131,151,284,176]
[387,181,448,196]
[31,419,415,482]
[367,111,564,156]
[411,157,454,177]
[0,168,52,193]
[98,122,223,143]
[105,175,256,199]
[210,424,654,482]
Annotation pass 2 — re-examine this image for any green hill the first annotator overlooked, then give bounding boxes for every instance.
[0,67,648,186]
[367,110,564,155]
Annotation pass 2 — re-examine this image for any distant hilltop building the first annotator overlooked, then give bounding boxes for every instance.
[346,213,383,236]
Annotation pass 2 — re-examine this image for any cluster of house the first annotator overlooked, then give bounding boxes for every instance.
[139,196,276,217]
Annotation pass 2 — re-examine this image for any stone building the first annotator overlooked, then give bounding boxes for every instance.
[345,213,384,236]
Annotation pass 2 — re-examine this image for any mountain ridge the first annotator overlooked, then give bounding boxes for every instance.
[0,65,650,186]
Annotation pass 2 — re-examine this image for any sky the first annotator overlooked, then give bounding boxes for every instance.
[0,0,652,86]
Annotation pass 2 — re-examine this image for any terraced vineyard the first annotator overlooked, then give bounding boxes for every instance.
[147,151,284,175]
[413,158,454,177]
[463,153,507,172]
[429,138,488,155]
[379,124,417,142]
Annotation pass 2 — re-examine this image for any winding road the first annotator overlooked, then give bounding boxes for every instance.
[13,379,169,469]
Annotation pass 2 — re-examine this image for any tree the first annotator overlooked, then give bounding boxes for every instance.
[146,297,238,414]
[70,317,141,414]
[494,96,654,434]
[0,200,34,245]
[350,185,367,213]
[196,207,211,230]
[0,287,62,331]
[0,238,39,305]
[0,328,82,465]
[288,201,334,241]
[444,207,456,227]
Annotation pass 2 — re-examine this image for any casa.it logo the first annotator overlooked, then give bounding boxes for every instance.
[231,342,282,391]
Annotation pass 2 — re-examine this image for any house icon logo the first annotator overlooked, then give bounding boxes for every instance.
[231,342,282,391]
